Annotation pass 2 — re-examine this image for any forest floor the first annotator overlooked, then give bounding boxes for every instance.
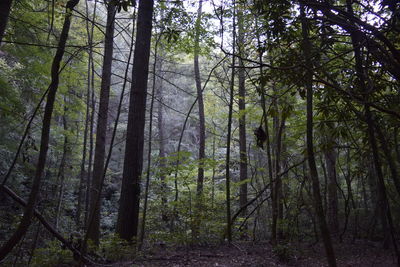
[107,240,398,267]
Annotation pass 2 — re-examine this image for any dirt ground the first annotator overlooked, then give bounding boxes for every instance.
[109,240,398,267]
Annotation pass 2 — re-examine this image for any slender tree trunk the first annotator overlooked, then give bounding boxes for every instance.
[0,0,12,44]
[225,3,236,243]
[77,0,97,229]
[275,114,285,240]
[156,42,168,223]
[192,0,205,240]
[55,112,69,230]
[237,6,247,220]
[139,34,162,249]
[87,2,116,245]
[84,0,98,229]
[194,0,205,197]
[255,16,275,245]
[324,147,339,234]
[0,0,79,260]
[300,5,337,267]
[116,0,154,242]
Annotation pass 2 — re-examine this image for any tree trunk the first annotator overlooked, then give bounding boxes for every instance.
[225,3,236,243]
[237,6,248,220]
[0,0,79,260]
[324,148,339,234]
[194,0,205,196]
[116,0,154,242]
[0,0,12,44]
[346,1,399,261]
[87,2,116,245]
[300,4,337,267]
[84,0,98,230]
[55,112,69,230]
[192,0,205,240]
[139,34,162,249]
[255,15,275,245]
[156,42,168,223]
[275,114,285,240]
[77,0,97,229]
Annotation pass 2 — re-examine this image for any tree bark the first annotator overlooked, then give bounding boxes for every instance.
[116,0,154,242]
[0,0,12,44]
[300,4,337,267]
[87,2,116,245]
[0,0,79,260]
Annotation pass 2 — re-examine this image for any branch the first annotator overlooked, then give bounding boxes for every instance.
[0,185,95,265]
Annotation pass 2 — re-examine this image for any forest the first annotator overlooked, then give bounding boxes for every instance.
[0,0,400,266]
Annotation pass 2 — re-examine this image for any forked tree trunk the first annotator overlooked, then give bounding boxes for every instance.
[0,0,79,260]
[116,0,154,242]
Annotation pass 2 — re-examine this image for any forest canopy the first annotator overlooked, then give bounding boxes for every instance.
[0,0,400,266]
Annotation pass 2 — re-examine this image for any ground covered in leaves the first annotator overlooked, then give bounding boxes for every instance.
[108,240,397,266]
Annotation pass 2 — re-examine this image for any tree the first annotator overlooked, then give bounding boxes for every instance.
[237,4,248,221]
[225,1,237,243]
[116,0,154,242]
[87,1,116,245]
[300,4,336,267]
[0,0,80,260]
[192,0,205,240]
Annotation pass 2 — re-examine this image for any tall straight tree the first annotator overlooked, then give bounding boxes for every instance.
[194,0,205,197]
[192,0,205,240]
[116,0,154,242]
[0,0,12,43]
[300,4,336,267]
[87,2,116,245]
[0,0,80,260]
[237,5,247,219]
[225,0,236,243]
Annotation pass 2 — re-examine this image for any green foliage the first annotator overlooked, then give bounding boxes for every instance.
[31,240,73,267]
[98,234,136,261]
